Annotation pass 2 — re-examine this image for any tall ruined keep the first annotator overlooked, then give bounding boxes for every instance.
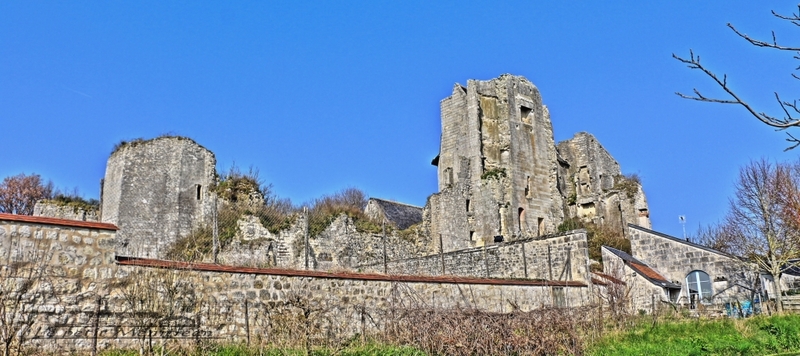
[427,74,649,252]
[428,75,565,251]
[100,136,216,258]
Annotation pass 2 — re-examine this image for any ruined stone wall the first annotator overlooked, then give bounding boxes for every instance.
[219,214,435,271]
[33,200,99,222]
[556,132,651,230]
[431,75,564,252]
[100,136,216,258]
[359,230,591,284]
[627,225,754,306]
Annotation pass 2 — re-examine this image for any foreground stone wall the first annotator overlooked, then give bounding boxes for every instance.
[359,230,591,283]
[0,214,120,350]
[0,214,590,353]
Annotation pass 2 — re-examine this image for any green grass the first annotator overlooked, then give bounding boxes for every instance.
[588,315,800,356]
[91,315,800,356]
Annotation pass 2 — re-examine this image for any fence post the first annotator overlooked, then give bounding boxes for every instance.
[244,299,250,347]
[91,296,101,356]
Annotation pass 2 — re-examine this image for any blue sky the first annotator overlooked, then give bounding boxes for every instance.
[1,1,797,237]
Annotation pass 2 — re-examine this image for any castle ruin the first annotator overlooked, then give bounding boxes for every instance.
[427,74,649,252]
[99,136,216,258]
[5,74,785,352]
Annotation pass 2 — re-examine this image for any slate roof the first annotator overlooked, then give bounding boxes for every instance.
[367,198,423,230]
[603,246,681,289]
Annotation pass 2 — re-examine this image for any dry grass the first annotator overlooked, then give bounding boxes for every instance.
[379,306,597,355]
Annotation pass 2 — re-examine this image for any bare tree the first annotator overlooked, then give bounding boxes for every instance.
[723,159,800,313]
[674,5,800,150]
[0,174,55,215]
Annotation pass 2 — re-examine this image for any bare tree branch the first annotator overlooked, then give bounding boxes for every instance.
[674,6,800,150]
[673,51,800,130]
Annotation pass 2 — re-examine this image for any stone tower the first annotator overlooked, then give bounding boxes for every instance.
[100,136,216,258]
[428,74,564,251]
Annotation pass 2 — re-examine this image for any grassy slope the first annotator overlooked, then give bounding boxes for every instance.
[588,315,800,356]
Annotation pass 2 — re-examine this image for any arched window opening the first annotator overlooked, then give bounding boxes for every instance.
[686,270,713,308]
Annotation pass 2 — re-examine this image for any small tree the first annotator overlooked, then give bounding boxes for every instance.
[722,159,800,313]
[0,174,54,215]
[674,5,800,150]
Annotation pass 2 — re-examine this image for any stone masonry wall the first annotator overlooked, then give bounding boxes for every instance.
[0,214,120,351]
[359,230,591,284]
[627,225,755,306]
[0,215,590,353]
[601,247,667,313]
[101,136,216,259]
[33,201,100,222]
[557,132,651,230]
[431,75,564,251]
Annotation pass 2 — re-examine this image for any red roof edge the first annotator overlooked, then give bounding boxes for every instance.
[0,213,118,231]
[116,256,588,287]
[592,271,626,286]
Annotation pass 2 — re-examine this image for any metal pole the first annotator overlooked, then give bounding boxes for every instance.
[304,206,309,270]
[483,245,489,278]
[439,234,445,275]
[213,195,219,264]
[521,242,529,279]
[382,219,388,274]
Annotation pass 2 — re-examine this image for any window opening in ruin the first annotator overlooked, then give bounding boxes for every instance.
[196,184,201,200]
[466,199,471,212]
[525,176,531,197]
[686,270,713,308]
[499,206,506,236]
[538,218,545,236]
[518,207,525,234]
[552,286,566,307]
[520,106,532,125]
[469,231,475,241]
